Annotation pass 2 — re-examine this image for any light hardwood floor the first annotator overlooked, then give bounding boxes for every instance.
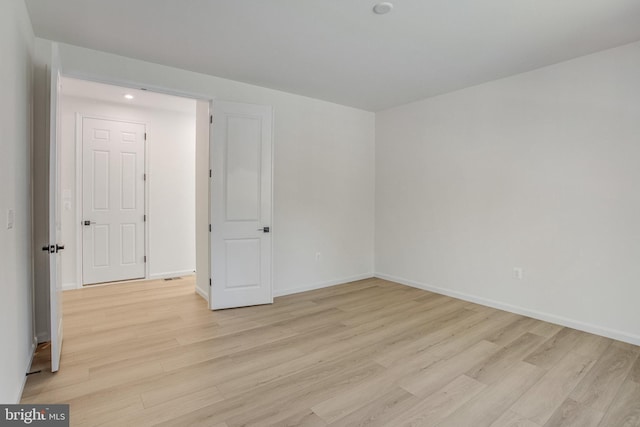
[21,277,640,427]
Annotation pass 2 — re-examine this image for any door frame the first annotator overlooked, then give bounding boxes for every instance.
[48,43,63,372]
[52,70,274,307]
[56,71,215,293]
[73,113,149,288]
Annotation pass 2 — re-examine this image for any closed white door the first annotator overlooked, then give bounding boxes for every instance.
[210,101,273,309]
[82,117,146,285]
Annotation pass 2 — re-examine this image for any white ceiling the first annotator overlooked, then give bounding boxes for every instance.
[25,0,640,111]
[60,77,197,114]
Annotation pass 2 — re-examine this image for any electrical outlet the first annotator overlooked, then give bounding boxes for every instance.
[315,252,321,262]
[6,209,14,230]
[513,267,523,280]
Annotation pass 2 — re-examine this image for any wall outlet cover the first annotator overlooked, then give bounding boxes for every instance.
[6,209,14,229]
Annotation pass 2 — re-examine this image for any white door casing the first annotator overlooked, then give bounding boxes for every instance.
[49,43,63,373]
[82,117,146,285]
[210,101,273,309]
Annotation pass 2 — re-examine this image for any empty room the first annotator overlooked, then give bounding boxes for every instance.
[2,0,640,426]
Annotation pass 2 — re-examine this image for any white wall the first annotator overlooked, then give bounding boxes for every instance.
[58,95,196,287]
[52,42,376,295]
[0,0,35,403]
[376,41,640,344]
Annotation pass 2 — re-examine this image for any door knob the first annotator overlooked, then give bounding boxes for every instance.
[83,220,96,226]
[41,244,63,254]
[257,226,270,233]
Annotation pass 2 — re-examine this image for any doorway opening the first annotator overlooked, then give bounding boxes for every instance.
[41,62,274,373]
[57,77,206,297]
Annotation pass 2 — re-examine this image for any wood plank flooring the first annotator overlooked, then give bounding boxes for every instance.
[21,277,640,427]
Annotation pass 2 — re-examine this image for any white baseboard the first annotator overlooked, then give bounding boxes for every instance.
[195,285,209,302]
[149,270,196,280]
[62,282,78,291]
[16,337,38,403]
[375,272,640,346]
[273,273,374,297]
[72,272,196,289]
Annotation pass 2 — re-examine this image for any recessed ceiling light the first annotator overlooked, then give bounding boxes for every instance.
[373,2,393,14]
[124,94,134,100]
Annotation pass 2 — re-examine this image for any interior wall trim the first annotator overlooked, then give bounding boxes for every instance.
[375,272,640,346]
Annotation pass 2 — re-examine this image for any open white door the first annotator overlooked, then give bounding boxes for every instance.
[210,101,273,310]
[47,43,63,372]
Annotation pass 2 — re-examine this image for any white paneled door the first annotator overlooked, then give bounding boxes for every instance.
[82,117,146,285]
[210,101,273,309]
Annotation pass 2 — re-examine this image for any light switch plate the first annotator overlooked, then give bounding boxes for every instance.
[7,209,14,229]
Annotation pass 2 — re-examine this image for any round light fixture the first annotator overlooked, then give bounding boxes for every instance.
[373,2,393,14]
[124,94,134,100]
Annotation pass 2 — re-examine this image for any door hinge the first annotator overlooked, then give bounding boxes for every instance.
[209,278,212,287]
[209,224,211,232]
[144,255,147,263]
[143,173,146,181]
[209,169,212,178]
[144,214,147,222]
[210,115,213,124]
[144,132,147,141]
